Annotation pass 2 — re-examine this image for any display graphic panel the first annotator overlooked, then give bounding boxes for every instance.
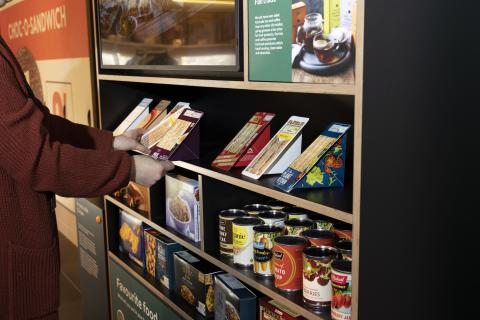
[249,0,355,84]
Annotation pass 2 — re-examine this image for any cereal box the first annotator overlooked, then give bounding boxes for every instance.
[118,210,144,267]
[165,174,201,242]
[214,273,256,320]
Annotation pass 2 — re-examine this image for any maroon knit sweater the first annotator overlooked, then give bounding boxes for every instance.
[0,37,132,319]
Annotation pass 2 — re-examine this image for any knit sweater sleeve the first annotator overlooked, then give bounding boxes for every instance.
[38,103,115,150]
[0,57,132,197]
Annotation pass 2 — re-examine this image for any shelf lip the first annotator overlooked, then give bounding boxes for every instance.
[108,252,199,320]
[173,161,353,224]
[106,195,329,320]
[97,73,355,95]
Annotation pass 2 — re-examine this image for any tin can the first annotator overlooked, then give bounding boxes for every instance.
[302,246,338,309]
[333,222,352,240]
[232,217,264,267]
[243,204,272,217]
[264,199,289,210]
[273,235,308,292]
[300,229,335,247]
[285,219,314,236]
[331,260,352,320]
[253,225,283,277]
[282,206,309,220]
[335,239,352,261]
[219,209,248,256]
[258,210,287,228]
[307,212,334,231]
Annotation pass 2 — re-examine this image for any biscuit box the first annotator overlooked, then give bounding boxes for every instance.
[118,210,144,267]
[259,297,306,320]
[214,273,256,320]
[174,251,223,317]
[165,174,201,242]
[143,229,183,290]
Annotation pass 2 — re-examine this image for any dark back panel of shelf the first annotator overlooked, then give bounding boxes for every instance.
[99,80,355,180]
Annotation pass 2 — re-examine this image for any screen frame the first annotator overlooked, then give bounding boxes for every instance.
[94,0,243,79]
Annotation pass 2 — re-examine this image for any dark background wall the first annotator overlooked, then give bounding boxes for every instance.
[360,1,478,319]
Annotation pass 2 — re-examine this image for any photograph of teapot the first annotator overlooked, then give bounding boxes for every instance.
[296,13,349,64]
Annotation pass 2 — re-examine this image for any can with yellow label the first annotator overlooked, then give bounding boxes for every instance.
[253,225,284,277]
[232,217,264,267]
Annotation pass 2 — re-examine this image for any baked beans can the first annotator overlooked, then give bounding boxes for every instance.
[335,239,352,261]
[331,260,352,320]
[300,229,335,247]
[333,222,353,240]
[282,206,309,220]
[232,217,264,267]
[219,209,248,256]
[253,225,283,277]
[243,204,272,217]
[285,219,314,236]
[302,246,338,309]
[273,235,308,292]
[258,210,287,228]
[307,212,334,231]
[264,199,289,210]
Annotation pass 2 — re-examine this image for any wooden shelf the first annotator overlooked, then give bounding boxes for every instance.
[108,250,205,320]
[106,195,331,320]
[98,73,355,96]
[174,160,353,224]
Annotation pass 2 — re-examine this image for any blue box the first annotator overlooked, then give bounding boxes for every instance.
[118,210,144,267]
[214,273,256,320]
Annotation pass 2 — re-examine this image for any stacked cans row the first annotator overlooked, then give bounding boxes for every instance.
[218,202,353,319]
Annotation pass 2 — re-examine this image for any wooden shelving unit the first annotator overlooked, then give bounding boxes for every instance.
[92,0,364,319]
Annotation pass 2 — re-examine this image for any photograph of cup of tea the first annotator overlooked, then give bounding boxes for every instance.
[296,12,324,53]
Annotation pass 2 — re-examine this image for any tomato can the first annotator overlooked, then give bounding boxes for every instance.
[219,209,248,256]
[253,225,284,277]
[331,260,352,320]
[232,217,264,267]
[300,229,335,247]
[335,239,352,261]
[333,222,352,240]
[302,246,338,309]
[282,206,309,220]
[243,204,272,217]
[307,212,334,231]
[258,210,287,228]
[285,219,314,236]
[273,235,308,292]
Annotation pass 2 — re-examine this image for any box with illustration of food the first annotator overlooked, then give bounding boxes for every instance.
[214,273,256,320]
[174,250,223,317]
[165,174,201,242]
[118,210,144,267]
[259,297,306,320]
[143,228,182,290]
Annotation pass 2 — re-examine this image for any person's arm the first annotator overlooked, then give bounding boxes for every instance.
[0,57,132,197]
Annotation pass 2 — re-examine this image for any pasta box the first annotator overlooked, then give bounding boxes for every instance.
[214,273,256,320]
[143,229,182,290]
[174,250,222,317]
[118,210,144,267]
[259,297,306,320]
[165,174,201,242]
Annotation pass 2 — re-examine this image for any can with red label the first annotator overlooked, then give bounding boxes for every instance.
[333,222,352,240]
[219,209,248,256]
[300,229,335,247]
[302,246,338,309]
[331,260,352,320]
[273,235,308,292]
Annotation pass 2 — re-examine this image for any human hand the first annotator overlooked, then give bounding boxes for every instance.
[113,128,150,154]
[131,155,175,187]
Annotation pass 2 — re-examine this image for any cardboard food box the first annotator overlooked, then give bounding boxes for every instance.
[114,181,151,215]
[259,297,306,320]
[174,251,223,317]
[118,210,144,267]
[165,174,201,242]
[214,273,256,320]
[143,228,183,291]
